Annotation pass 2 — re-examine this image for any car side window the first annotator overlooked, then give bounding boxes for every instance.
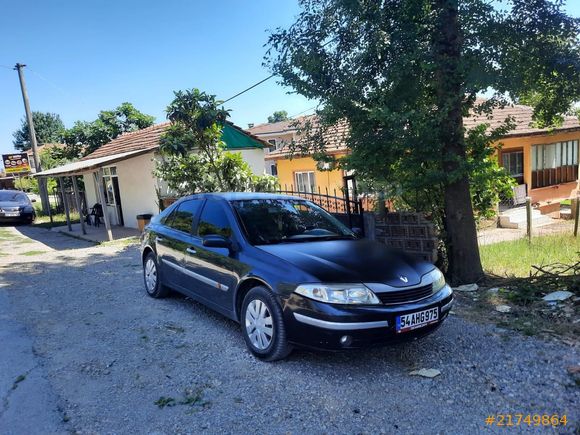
[197,200,233,238]
[166,200,202,234]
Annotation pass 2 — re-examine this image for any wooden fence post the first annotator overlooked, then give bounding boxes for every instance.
[574,195,579,237]
[525,196,532,243]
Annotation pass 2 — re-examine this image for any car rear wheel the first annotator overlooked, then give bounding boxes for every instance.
[241,286,292,361]
[143,252,170,298]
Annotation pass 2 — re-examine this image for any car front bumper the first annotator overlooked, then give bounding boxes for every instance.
[283,285,453,350]
[0,211,34,222]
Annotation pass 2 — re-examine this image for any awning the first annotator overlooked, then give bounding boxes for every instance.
[222,124,265,149]
[33,148,156,177]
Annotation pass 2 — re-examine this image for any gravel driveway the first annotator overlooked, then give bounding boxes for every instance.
[0,225,578,434]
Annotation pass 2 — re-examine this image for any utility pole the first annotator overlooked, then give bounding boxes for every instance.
[14,63,50,215]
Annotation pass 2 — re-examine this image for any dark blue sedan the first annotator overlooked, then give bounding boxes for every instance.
[141,193,453,361]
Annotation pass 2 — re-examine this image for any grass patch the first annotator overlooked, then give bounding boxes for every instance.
[480,233,580,277]
[0,229,15,239]
[21,250,47,256]
[33,213,80,229]
[99,236,140,247]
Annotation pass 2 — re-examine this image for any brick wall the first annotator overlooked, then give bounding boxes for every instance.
[371,212,439,263]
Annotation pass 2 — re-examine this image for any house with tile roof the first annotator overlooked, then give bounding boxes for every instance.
[249,104,580,214]
[35,122,267,235]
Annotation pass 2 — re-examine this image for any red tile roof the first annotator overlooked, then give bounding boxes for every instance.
[463,103,580,137]
[247,116,311,136]
[257,103,580,160]
[82,121,269,161]
[82,123,170,160]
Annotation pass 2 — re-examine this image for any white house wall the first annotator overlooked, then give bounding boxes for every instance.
[115,152,158,229]
[236,149,266,174]
[83,173,98,211]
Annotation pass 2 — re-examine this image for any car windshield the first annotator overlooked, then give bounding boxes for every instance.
[0,191,28,204]
[231,198,355,245]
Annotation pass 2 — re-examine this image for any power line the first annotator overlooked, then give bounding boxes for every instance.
[0,64,13,70]
[289,105,317,119]
[222,74,275,103]
[27,67,72,98]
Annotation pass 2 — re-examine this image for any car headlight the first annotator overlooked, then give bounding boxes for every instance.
[425,268,446,292]
[294,284,381,305]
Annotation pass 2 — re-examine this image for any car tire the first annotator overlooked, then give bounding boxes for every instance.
[241,286,292,361]
[143,252,170,298]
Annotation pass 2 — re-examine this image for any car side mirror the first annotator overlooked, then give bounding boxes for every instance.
[352,227,363,238]
[202,235,232,249]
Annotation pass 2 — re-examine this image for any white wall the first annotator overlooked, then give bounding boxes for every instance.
[83,173,98,210]
[115,152,158,229]
[236,148,266,174]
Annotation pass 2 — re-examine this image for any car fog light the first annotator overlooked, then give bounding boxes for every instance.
[340,335,352,346]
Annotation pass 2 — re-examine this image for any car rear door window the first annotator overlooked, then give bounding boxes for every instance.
[197,201,233,238]
[166,200,202,234]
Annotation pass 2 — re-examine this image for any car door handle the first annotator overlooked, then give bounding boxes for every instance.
[186,247,197,255]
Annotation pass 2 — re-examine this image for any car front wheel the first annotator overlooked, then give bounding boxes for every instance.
[241,286,292,361]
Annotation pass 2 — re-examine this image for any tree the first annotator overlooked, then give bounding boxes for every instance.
[154,89,278,196]
[63,102,155,157]
[12,112,65,151]
[266,0,580,284]
[267,110,289,123]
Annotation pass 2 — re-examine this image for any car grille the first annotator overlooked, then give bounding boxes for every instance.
[377,284,433,305]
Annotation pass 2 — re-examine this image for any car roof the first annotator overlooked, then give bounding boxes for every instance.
[181,192,305,202]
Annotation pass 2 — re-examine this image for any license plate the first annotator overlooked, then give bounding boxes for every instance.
[396,307,439,333]
[3,212,19,217]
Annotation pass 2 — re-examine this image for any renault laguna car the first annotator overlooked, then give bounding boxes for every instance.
[141,193,453,361]
[0,190,36,224]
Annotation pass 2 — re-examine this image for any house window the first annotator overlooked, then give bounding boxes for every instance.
[501,150,524,184]
[268,139,277,147]
[295,171,316,193]
[270,163,278,176]
[531,140,578,188]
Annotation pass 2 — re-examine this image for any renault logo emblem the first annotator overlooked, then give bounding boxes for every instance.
[399,276,408,283]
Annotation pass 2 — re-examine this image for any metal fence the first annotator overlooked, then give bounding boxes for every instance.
[275,185,365,234]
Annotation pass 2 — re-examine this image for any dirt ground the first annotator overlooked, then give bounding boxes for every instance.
[0,225,578,434]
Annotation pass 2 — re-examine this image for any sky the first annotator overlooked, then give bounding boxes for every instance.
[0,0,314,159]
[1,0,579,165]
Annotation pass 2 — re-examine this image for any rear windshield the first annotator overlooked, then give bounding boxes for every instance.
[0,191,29,203]
[231,198,354,245]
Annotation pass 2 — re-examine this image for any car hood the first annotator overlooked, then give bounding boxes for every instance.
[257,239,433,286]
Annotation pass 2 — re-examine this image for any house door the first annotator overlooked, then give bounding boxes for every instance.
[101,166,124,226]
[112,177,124,226]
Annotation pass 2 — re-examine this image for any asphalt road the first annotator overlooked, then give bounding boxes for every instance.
[0,225,578,434]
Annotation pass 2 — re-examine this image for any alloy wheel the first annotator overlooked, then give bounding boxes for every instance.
[245,299,274,350]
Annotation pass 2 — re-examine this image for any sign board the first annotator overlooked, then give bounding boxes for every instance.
[2,153,31,175]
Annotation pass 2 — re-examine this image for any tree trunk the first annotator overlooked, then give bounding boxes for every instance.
[433,0,484,284]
